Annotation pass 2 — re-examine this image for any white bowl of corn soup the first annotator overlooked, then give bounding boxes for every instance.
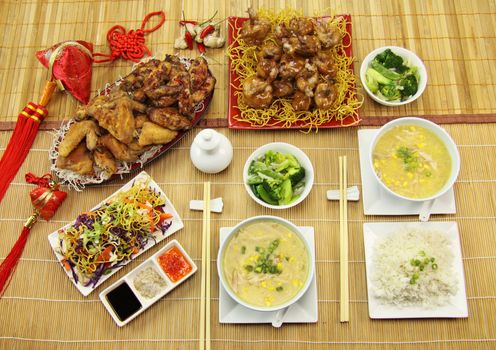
[370,117,460,202]
[217,216,314,312]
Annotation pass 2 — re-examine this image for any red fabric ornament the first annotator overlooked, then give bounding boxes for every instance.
[0,173,67,297]
[36,41,93,104]
[26,173,68,221]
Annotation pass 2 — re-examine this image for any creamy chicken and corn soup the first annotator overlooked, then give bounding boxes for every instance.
[372,124,452,199]
[222,221,309,308]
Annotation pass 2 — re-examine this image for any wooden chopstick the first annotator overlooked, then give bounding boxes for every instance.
[199,182,211,350]
[339,156,349,322]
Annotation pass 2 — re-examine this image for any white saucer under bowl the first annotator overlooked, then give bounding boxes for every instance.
[218,226,318,325]
[358,129,456,216]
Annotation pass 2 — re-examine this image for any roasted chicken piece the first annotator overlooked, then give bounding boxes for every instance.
[138,122,178,147]
[243,76,273,108]
[189,57,210,87]
[98,134,140,162]
[120,59,162,91]
[191,75,216,106]
[134,114,149,128]
[148,107,192,130]
[77,90,146,145]
[93,148,117,177]
[58,120,99,157]
[56,142,94,175]
[240,7,272,45]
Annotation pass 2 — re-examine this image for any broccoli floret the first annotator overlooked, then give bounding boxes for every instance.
[288,167,305,186]
[379,84,401,101]
[399,74,419,99]
[375,49,408,73]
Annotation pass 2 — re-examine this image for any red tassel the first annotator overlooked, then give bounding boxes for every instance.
[0,222,35,297]
[0,173,66,297]
[0,103,46,204]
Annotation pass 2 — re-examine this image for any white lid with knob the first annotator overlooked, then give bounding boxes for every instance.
[190,129,233,174]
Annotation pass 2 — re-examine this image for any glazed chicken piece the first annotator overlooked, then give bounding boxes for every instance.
[93,148,117,177]
[256,58,278,82]
[274,23,291,45]
[56,142,94,175]
[239,7,272,45]
[272,79,294,98]
[279,54,305,79]
[284,35,321,57]
[313,51,337,77]
[191,75,216,105]
[119,59,162,91]
[257,42,282,61]
[189,57,210,88]
[292,90,312,111]
[138,122,178,147]
[296,61,319,97]
[141,60,173,100]
[77,90,146,145]
[242,76,273,108]
[315,20,343,49]
[314,81,337,110]
[289,17,315,36]
[58,120,99,157]
[98,134,139,162]
[148,107,192,130]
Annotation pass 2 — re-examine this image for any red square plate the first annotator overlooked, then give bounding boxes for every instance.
[227,14,361,130]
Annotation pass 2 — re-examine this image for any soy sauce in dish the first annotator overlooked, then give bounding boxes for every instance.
[106,282,142,321]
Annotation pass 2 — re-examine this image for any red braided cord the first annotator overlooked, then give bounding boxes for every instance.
[93,11,166,63]
[25,173,53,188]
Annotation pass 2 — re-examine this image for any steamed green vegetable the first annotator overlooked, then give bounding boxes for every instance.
[365,48,420,102]
[247,150,306,205]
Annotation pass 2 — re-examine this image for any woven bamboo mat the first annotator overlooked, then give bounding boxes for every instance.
[1,0,496,349]
[1,124,496,350]
[0,0,496,130]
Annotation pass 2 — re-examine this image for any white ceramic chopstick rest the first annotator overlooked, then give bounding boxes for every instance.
[327,186,360,201]
[189,198,223,213]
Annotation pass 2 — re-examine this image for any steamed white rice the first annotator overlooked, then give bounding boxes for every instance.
[371,227,458,307]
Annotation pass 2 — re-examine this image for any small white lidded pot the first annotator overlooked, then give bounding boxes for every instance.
[190,129,233,173]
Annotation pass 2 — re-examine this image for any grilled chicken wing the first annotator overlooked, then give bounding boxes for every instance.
[148,107,192,130]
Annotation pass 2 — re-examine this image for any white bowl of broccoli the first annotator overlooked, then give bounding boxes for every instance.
[360,46,427,106]
[243,142,314,209]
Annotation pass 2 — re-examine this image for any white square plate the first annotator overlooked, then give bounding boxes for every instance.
[357,129,456,216]
[363,221,468,319]
[48,171,184,296]
[219,226,318,325]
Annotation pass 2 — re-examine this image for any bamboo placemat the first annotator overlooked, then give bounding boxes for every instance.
[1,125,496,350]
[0,0,496,130]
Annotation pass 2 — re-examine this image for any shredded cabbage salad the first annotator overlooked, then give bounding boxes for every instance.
[58,180,173,287]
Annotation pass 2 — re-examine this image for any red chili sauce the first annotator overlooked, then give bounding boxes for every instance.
[158,246,192,282]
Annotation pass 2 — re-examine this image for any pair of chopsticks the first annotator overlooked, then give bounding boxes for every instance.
[339,156,349,323]
[200,182,211,350]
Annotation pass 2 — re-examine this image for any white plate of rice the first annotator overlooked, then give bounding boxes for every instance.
[363,222,468,318]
